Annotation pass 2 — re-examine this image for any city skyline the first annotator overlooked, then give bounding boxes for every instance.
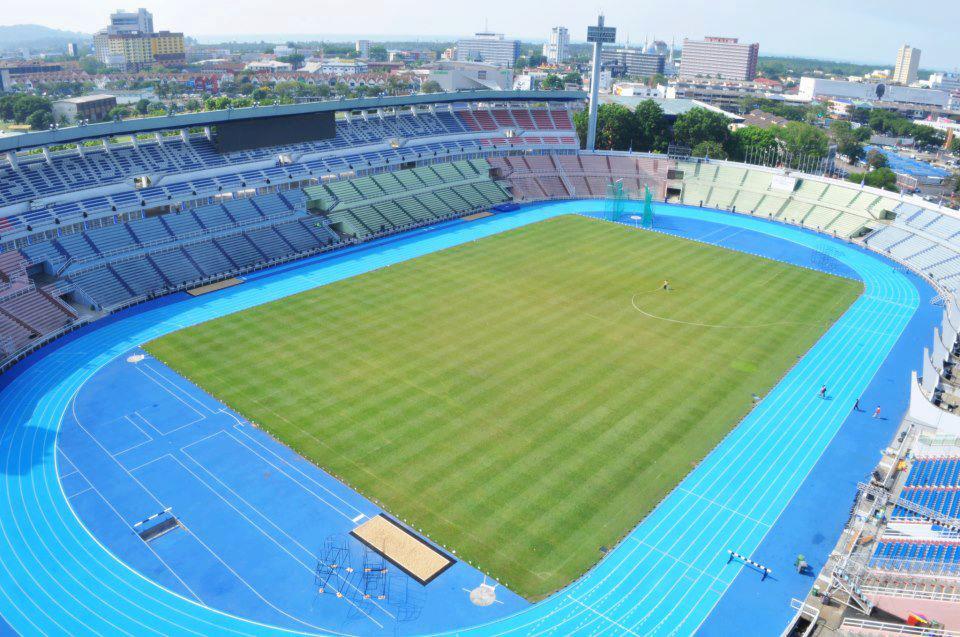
[2,0,957,69]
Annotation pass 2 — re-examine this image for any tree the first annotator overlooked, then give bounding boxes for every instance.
[848,167,898,192]
[279,53,305,69]
[837,138,865,163]
[866,149,889,169]
[950,138,960,155]
[419,80,442,94]
[775,121,829,163]
[672,107,731,149]
[594,104,638,150]
[573,104,638,151]
[135,98,151,115]
[26,110,53,130]
[830,120,865,162]
[562,72,582,87]
[541,74,564,90]
[691,140,728,159]
[633,100,669,152]
[78,56,108,75]
[368,46,388,62]
[107,105,132,120]
[7,95,52,124]
[527,53,546,67]
[726,125,779,161]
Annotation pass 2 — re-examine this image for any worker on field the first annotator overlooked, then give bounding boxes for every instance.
[662,279,670,291]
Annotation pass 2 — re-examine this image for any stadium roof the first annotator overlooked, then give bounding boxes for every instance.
[0,89,586,155]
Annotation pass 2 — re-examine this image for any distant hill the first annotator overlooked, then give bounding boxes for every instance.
[0,24,91,49]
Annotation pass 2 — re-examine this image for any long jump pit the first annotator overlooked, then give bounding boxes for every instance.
[351,514,455,585]
[461,211,494,221]
[186,277,243,296]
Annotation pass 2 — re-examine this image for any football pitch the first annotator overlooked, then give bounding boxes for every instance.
[145,215,862,600]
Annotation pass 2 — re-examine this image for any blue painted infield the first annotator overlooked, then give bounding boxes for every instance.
[58,347,528,635]
[0,199,938,636]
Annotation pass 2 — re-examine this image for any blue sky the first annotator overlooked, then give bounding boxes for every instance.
[7,0,958,69]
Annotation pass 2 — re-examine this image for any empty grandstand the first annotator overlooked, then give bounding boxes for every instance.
[7,87,960,637]
[0,91,581,368]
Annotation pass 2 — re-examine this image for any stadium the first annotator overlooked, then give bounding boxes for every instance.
[0,86,958,637]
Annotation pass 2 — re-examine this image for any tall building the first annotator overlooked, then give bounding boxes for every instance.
[355,40,371,59]
[108,8,154,35]
[93,9,184,71]
[893,44,921,85]
[601,46,665,78]
[543,27,569,65]
[455,33,520,68]
[679,36,759,81]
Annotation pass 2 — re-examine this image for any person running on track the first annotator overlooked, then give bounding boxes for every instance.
[819,384,827,399]
[873,406,882,419]
[854,397,861,411]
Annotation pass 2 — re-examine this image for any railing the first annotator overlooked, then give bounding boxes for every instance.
[867,555,960,579]
[779,598,820,637]
[840,617,960,636]
[861,582,960,602]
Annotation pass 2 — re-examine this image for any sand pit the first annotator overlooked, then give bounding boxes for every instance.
[351,515,454,584]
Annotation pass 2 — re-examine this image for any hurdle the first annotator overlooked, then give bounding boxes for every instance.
[727,550,772,581]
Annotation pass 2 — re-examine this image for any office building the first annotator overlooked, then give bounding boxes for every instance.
[426,60,513,91]
[455,33,520,68]
[52,94,117,124]
[355,40,371,59]
[543,27,569,64]
[679,36,759,81]
[108,8,154,35]
[893,45,921,85]
[601,45,665,78]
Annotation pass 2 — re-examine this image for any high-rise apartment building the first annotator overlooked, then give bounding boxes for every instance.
[893,45,921,85]
[679,36,759,81]
[93,8,184,71]
[542,27,569,64]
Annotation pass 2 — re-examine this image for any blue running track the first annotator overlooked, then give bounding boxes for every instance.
[0,200,935,635]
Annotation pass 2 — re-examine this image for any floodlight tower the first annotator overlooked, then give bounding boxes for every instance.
[585,14,616,151]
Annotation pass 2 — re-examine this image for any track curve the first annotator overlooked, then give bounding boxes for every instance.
[0,201,921,636]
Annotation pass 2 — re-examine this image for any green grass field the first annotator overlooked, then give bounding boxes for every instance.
[145,215,862,600]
